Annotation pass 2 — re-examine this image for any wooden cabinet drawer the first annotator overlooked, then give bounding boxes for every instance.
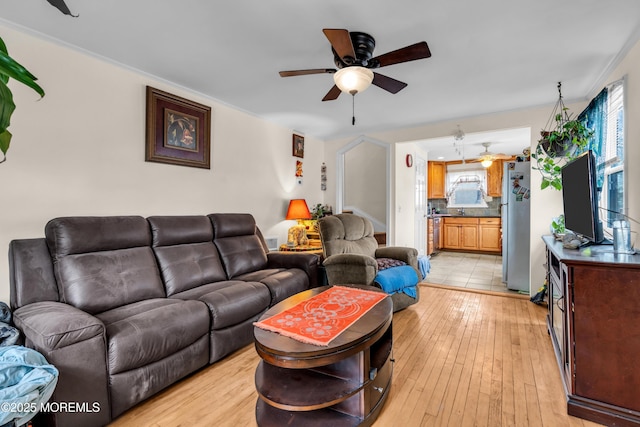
[443,217,479,225]
[479,218,501,225]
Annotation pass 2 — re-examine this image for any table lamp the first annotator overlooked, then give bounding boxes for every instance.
[285,199,312,247]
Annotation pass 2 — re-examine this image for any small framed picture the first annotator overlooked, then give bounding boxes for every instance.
[145,86,211,169]
[292,134,304,158]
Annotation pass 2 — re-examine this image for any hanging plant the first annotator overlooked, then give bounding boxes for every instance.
[531,82,593,190]
[0,37,45,163]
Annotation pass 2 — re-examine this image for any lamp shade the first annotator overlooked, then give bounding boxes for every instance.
[481,158,493,168]
[333,66,374,95]
[285,199,311,220]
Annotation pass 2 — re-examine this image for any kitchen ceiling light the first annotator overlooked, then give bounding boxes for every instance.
[481,159,493,168]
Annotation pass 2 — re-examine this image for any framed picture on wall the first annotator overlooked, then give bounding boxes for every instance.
[292,134,304,158]
[145,86,212,169]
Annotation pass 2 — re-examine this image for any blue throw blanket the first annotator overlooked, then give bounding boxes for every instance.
[0,302,19,347]
[374,265,419,298]
[0,346,59,426]
[417,255,431,280]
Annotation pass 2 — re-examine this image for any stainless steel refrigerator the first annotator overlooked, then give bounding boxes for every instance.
[501,161,531,292]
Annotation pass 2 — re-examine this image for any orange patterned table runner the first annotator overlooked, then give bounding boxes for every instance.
[254,286,387,346]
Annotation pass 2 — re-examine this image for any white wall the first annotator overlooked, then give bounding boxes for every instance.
[0,24,325,303]
[344,141,386,224]
[393,142,426,248]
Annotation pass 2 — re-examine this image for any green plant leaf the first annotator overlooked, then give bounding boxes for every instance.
[0,80,16,134]
[551,180,562,191]
[0,49,45,98]
[541,179,550,190]
[0,129,11,156]
[0,38,8,85]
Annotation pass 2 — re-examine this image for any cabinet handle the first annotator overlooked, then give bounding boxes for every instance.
[374,386,384,393]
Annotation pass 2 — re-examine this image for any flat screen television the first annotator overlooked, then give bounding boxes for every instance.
[561,150,605,245]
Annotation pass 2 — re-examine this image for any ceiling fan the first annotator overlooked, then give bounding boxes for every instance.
[279,29,431,101]
[478,142,511,167]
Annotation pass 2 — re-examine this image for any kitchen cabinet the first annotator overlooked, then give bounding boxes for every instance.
[442,217,501,253]
[478,218,501,252]
[486,160,503,197]
[544,236,640,426]
[443,217,478,250]
[428,161,446,199]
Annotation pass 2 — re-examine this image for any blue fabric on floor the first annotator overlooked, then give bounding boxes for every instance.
[0,322,19,347]
[417,255,431,280]
[0,346,59,426]
[374,265,419,298]
[0,302,11,324]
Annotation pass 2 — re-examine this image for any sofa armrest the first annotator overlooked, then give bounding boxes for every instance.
[266,252,319,288]
[322,253,377,286]
[13,302,111,426]
[375,246,418,266]
[375,246,420,278]
[14,301,104,350]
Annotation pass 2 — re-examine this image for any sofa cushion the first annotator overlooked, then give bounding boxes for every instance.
[148,216,227,296]
[45,216,165,314]
[319,214,378,258]
[171,280,270,330]
[246,269,311,306]
[46,216,151,258]
[233,268,284,282]
[209,214,268,278]
[96,298,210,375]
[148,215,212,247]
[54,247,165,314]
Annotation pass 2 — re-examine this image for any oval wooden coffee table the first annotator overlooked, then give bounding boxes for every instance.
[254,285,393,427]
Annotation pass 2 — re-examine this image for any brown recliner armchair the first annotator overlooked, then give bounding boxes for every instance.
[318,214,420,312]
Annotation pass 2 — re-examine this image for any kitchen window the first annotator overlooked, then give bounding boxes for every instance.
[446,164,488,208]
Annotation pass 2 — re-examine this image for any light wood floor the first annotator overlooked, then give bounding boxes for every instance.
[109,284,603,427]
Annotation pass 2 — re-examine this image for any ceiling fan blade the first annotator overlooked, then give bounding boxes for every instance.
[279,68,336,77]
[372,72,408,94]
[323,29,356,61]
[322,85,342,101]
[372,42,432,68]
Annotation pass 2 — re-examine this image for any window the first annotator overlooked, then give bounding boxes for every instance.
[582,78,625,231]
[445,164,488,208]
[600,80,625,229]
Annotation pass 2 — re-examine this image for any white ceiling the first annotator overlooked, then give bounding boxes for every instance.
[2,0,640,155]
[415,127,532,162]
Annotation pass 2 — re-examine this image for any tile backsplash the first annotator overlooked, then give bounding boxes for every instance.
[428,197,502,217]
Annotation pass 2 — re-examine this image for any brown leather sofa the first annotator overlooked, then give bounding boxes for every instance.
[8,213,317,427]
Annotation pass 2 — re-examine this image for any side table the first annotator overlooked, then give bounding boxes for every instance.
[278,245,326,286]
[254,286,393,427]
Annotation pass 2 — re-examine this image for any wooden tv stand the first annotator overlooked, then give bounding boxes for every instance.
[543,236,640,426]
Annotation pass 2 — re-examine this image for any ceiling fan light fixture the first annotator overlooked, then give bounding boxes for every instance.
[333,66,374,95]
[481,158,493,168]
